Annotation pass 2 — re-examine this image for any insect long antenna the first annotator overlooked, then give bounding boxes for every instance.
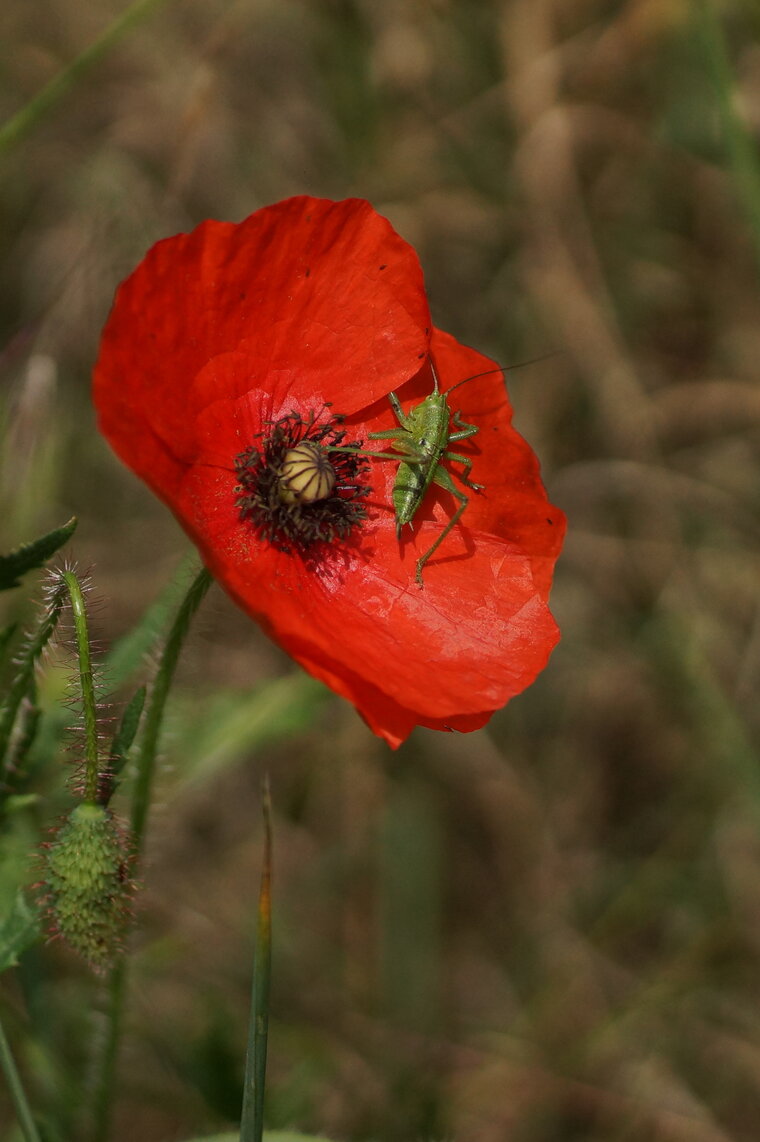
[445,349,563,394]
[429,356,442,394]
[445,367,504,394]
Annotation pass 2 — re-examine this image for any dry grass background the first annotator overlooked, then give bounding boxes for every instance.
[3,0,760,1140]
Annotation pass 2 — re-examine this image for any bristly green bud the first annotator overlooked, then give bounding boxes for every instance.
[43,802,133,971]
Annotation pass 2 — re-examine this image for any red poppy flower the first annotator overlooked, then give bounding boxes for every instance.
[93,196,564,748]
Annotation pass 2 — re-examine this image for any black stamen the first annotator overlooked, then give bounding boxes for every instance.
[234,409,370,556]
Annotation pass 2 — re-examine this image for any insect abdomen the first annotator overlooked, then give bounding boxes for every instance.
[392,395,450,533]
[393,461,426,534]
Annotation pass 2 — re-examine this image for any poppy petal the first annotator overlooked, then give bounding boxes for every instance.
[93,196,564,747]
[378,328,566,599]
[94,196,431,466]
[172,456,558,746]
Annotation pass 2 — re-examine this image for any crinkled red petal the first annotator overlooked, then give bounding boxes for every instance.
[94,196,431,474]
[93,196,564,747]
[165,383,560,746]
[365,328,567,599]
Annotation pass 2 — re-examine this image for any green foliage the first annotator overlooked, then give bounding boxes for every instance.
[0,701,42,810]
[0,576,65,778]
[185,1134,336,1142]
[0,518,76,592]
[105,555,204,687]
[109,687,145,765]
[169,676,328,789]
[0,0,171,155]
[0,889,40,974]
[3,0,760,1140]
[692,0,760,274]
[101,686,146,805]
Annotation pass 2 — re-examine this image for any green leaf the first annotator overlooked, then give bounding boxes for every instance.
[100,686,146,805]
[172,675,328,790]
[0,578,66,770]
[262,1135,337,1142]
[0,702,42,808]
[2,794,39,814]
[105,554,203,686]
[0,517,77,592]
[0,890,40,974]
[111,686,146,761]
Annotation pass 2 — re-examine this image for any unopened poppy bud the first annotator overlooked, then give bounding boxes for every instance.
[278,441,337,504]
[44,802,132,971]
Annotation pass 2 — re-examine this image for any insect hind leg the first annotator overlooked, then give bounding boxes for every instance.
[413,465,469,586]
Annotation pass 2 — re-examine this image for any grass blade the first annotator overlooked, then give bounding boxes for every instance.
[0,1011,43,1142]
[240,779,273,1142]
[0,0,172,156]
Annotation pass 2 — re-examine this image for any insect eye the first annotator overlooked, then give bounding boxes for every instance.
[277,441,337,505]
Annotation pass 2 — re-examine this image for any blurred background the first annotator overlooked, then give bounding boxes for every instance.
[3,0,760,1139]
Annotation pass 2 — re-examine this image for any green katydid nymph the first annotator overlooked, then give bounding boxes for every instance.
[274,356,546,584]
[324,357,506,586]
[364,359,487,586]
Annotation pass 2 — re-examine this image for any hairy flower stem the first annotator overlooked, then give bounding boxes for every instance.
[87,566,212,1142]
[60,571,100,803]
[0,1011,43,1142]
[240,778,273,1142]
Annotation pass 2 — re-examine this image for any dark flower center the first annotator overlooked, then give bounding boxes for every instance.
[234,409,371,555]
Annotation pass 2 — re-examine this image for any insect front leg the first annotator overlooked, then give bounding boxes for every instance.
[387,390,410,427]
[367,391,410,436]
[367,426,425,462]
[413,465,469,586]
[448,409,478,442]
[368,390,411,443]
[368,394,424,461]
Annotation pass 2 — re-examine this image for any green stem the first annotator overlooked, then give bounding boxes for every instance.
[0,0,173,156]
[61,571,100,803]
[88,961,127,1142]
[0,1010,43,1142]
[128,567,213,856]
[87,565,213,1142]
[0,580,65,773]
[693,0,760,276]
[240,778,273,1142]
